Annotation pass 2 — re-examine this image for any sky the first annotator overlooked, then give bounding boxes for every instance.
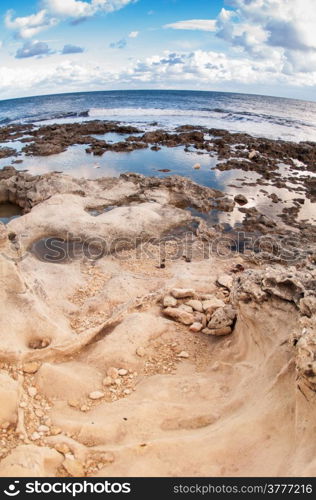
[1,0,316,101]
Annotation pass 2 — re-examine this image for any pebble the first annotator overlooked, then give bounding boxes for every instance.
[30,432,41,441]
[89,391,105,400]
[136,346,146,357]
[102,376,113,387]
[107,367,119,379]
[163,307,195,325]
[37,425,49,433]
[118,369,128,376]
[163,295,178,307]
[124,389,131,395]
[177,351,190,358]
[35,409,44,418]
[19,402,27,408]
[22,362,40,374]
[50,426,62,435]
[202,326,232,336]
[28,386,37,397]
[68,400,79,408]
[189,322,203,333]
[171,288,195,299]
[193,163,201,169]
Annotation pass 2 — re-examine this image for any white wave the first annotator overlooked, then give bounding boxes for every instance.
[88,107,213,118]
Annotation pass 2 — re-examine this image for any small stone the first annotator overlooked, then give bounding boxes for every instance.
[37,425,49,433]
[171,288,195,299]
[202,327,232,336]
[193,163,201,169]
[136,347,146,357]
[163,307,195,325]
[55,443,70,455]
[124,389,131,395]
[177,351,189,358]
[114,378,122,386]
[89,391,104,400]
[216,274,233,290]
[35,409,44,418]
[22,362,40,374]
[63,458,85,477]
[107,367,119,379]
[186,300,203,312]
[178,304,194,313]
[118,369,128,376]
[208,305,236,329]
[30,432,41,441]
[189,322,203,333]
[50,426,62,435]
[248,149,259,160]
[163,295,178,307]
[19,402,27,408]
[102,377,113,387]
[80,405,89,412]
[28,386,37,397]
[202,297,226,314]
[68,400,79,408]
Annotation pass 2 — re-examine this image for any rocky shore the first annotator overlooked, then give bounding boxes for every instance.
[0,126,316,477]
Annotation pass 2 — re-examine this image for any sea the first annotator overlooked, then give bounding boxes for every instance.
[0,89,316,142]
[0,90,316,226]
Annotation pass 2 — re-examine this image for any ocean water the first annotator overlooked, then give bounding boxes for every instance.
[0,90,316,142]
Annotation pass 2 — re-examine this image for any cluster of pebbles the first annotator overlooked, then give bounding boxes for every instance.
[161,276,237,336]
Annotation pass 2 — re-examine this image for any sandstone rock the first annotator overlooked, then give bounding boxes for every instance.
[217,274,233,290]
[136,346,146,357]
[118,369,128,376]
[163,295,178,307]
[208,305,237,329]
[107,367,119,379]
[163,307,195,325]
[171,288,195,299]
[0,373,18,426]
[202,297,225,314]
[63,458,85,477]
[186,299,203,312]
[189,322,203,332]
[0,445,62,477]
[89,391,105,400]
[178,304,194,313]
[202,327,232,336]
[177,351,189,358]
[23,362,41,374]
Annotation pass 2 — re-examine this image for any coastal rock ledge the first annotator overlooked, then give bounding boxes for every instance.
[0,169,315,477]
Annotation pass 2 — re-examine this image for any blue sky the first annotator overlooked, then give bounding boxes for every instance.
[1,0,316,101]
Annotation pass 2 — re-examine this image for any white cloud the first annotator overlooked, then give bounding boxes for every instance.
[5,9,58,39]
[128,31,139,38]
[5,1,138,38]
[165,20,217,32]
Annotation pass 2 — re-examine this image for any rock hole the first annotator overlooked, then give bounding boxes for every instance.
[28,337,51,350]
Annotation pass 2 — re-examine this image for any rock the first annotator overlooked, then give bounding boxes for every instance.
[88,391,104,400]
[299,295,316,317]
[0,373,18,426]
[27,386,38,397]
[163,307,195,325]
[208,306,237,329]
[202,327,232,336]
[102,377,113,387]
[63,458,85,477]
[31,432,41,441]
[234,194,248,205]
[189,322,203,332]
[248,149,259,160]
[217,274,233,290]
[22,362,41,374]
[202,297,226,314]
[171,288,195,299]
[178,304,194,313]
[55,443,70,455]
[177,351,189,358]
[118,369,128,376]
[186,299,203,312]
[0,445,62,476]
[163,295,178,307]
[193,163,201,169]
[107,367,119,379]
[136,346,146,357]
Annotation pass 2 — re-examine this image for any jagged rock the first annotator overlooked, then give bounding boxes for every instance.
[216,274,234,290]
[186,299,203,312]
[208,305,237,329]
